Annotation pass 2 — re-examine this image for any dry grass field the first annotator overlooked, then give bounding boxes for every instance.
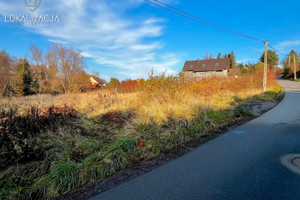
[1,71,278,123]
[0,72,282,199]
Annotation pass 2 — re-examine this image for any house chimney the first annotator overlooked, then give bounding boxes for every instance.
[197,58,200,63]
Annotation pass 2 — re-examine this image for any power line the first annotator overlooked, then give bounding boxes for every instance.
[144,0,290,90]
[145,0,287,59]
[145,0,286,56]
[268,44,285,55]
[144,0,265,43]
[143,0,225,31]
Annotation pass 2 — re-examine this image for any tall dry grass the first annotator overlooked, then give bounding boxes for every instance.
[0,70,281,200]
[0,70,277,124]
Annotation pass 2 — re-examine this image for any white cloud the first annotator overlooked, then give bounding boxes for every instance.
[129,42,163,51]
[81,52,94,58]
[0,0,181,80]
[100,74,110,82]
[48,39,69,44]
[274,40,300,52]
[144,18,166,25]
[95,52,180,79]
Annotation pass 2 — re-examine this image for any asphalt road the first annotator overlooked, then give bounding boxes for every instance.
[90,79,300,200]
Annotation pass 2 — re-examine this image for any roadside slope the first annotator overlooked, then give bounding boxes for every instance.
[90,79,300,200]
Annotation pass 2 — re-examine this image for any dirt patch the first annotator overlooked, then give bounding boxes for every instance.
[243,90,285,116]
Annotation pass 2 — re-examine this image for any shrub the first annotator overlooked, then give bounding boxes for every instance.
[0,105,77,169]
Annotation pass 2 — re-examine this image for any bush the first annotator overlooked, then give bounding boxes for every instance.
[0,105,77,169]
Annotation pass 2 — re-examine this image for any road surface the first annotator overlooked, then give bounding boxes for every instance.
[90,79,300,200]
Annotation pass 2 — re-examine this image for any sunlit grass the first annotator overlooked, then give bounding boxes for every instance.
[0,71,278,124]
[0,72,282,199]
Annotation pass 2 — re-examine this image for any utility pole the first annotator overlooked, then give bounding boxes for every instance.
[288,55,291,66]
[263,40,268,92]
[294,54,297,80]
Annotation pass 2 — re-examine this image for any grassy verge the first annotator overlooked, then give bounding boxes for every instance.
[287,77,300,82]
[245,83,283,102]
[0,75,282,200]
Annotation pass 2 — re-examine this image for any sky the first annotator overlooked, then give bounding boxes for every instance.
[1,0,300,81]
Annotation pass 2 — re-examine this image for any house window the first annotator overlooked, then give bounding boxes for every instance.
[215,63,219,67]
[202,64,206,67]
[190,65,193,68]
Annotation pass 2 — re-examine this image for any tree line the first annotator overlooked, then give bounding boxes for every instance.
[0,44,105,97]
[203,50,281,73]
[281,50,300,79]
[203,51,237,68]
[236,50,280,74]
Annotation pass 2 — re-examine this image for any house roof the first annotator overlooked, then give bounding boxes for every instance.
[90,76,105,85]
[182,58,230,72]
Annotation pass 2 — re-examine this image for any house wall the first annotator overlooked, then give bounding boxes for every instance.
[184,70,228,80]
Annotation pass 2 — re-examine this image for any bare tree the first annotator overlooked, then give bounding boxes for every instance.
[45,44,87,93]
[29,44,44,66]
[0,50,13,96]
[29,45,48,94]
[45,44,62,94]
[203,53,214,60]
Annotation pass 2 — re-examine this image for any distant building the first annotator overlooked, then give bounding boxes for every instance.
[90,76,104,89]
[228,68,241,78]
[182,58,240,80]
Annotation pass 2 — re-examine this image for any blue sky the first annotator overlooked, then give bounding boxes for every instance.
[1,0,300,81]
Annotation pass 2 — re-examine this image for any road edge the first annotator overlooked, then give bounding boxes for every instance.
[57,87,286,200]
